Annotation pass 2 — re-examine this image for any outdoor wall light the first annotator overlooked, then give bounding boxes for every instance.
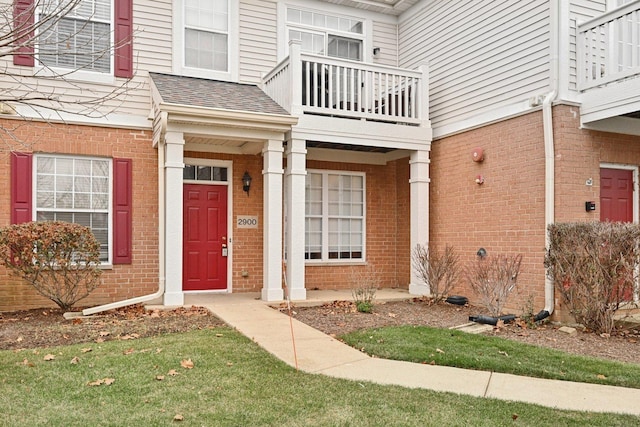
[477,247,487,258]
[373,47,381,57]
[242,171,252,196]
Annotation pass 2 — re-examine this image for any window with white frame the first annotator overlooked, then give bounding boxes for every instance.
[286,7,363,61]
[35,155,111,262]
[184,0,229,71]
[305,170,365,261]
[38,0,112,73]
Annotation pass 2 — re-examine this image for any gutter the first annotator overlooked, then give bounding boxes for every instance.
[81,140,167,316]
[537,0,561,321]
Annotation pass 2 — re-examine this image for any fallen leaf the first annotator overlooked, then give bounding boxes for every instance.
[43,354,55,361]
[156,348,163,354]
[226,362,234,367]
[215,334,224,337]
[167,369,179,376]
[123,348,135,355]
[16,336,23,342]
[156,375,165,381]
[72,318,83,325]
[173,414,184,421]
[180,358,194,369]
[99,331,110,337]
[103,378,115,385]
[81,348,92,353]
[388,312,397,318]
[435,348,445,354]
[87,379,104,387]
[70,356,80,365]
[512,414,519,420]
[495,319,505,329]
[498,351,509,357]
[17,358,34,367]
[597,374,607,379]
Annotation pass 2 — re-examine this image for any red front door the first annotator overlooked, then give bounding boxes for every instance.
[600,168,633,222]
[183,184,228,291]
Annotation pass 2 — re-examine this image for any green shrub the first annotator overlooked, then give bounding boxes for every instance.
[0,221,102,311]
[545,222,640,334]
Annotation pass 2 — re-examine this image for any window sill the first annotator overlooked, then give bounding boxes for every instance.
[305,260,367,266]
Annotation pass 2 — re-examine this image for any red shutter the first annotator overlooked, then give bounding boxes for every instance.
[13,0,35,67]
[113,158,132,264]
[11,152,33,224]
[114,0,133,78]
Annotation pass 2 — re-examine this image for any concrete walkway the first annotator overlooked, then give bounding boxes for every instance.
[183,290,640,416]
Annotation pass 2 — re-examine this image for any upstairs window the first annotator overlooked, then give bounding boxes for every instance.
[286,7,363,61]
[38,0,112,73]
[184,0,228,71]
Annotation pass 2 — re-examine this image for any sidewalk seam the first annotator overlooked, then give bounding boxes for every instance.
[483,371,493,397]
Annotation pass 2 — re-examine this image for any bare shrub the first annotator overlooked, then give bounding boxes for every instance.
[465,254,522,317]
[350,264,381,313]
[412,244,460,302]
[545,222,640,334]
[0,221,102,311]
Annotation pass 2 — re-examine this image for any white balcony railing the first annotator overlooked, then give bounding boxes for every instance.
[578,1,640,90]
[263,41,428,126]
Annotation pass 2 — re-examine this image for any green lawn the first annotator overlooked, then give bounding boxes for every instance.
[341,325,640,389]
[1,328,638,426]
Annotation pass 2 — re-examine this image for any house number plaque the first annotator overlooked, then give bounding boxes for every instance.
[237,215,259,229]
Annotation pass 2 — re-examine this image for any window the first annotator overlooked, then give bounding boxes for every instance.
[183,164,228,182]
[34,155,111,262]
[286,7,363,61]
[184,0,228,71]
[305,170,365,261]
[38,0,112,73]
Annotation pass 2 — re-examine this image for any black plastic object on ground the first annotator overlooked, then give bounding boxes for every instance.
[445,295,468,305]
[468,314,517,326]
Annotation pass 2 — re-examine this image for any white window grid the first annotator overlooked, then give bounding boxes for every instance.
[34,154,112,263]
[37,0,112,73]
[286,7,364,61]
[305,170,365,262]
[184,0,229,71]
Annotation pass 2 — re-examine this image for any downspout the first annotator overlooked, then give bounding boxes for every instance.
[535,0,560,321]
[81,139,167,316]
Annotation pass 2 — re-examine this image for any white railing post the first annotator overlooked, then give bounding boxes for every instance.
[289,40,303,115]
[418,64,429,127]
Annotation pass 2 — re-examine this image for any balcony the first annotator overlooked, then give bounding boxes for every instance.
[262,42,430,151]
[577,1,640,126]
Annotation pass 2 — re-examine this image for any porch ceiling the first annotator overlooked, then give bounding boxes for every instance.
[319,0,420,15]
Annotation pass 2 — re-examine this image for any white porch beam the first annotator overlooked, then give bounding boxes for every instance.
[408,149,431,296]
[262,139,285,301]
[163,131,185,306]
[285,138,307,300]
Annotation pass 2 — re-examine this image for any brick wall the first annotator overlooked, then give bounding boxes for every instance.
[430,105,640,317]
[429,110,547,312]
[0,120,158,311]
[304,159,409,291]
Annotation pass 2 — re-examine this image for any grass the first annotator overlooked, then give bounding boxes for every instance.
[341,325,640,389]
[1,328,638,426]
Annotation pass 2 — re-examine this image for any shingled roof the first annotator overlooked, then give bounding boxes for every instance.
[149,72,289,116]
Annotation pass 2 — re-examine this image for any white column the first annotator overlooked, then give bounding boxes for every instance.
[285,138,307,300]
[262,139,285,301]
[163,132,185,306]
[409,149,431,295]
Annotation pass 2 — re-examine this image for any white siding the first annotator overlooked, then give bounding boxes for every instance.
[0,0,174,125]
[239,0,279,84]
[569,0,607,90]
[399,0,551,132]
[372,20,399,67]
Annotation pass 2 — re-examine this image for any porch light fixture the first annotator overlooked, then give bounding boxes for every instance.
[373,47,381,58]
[242,171,252,196]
